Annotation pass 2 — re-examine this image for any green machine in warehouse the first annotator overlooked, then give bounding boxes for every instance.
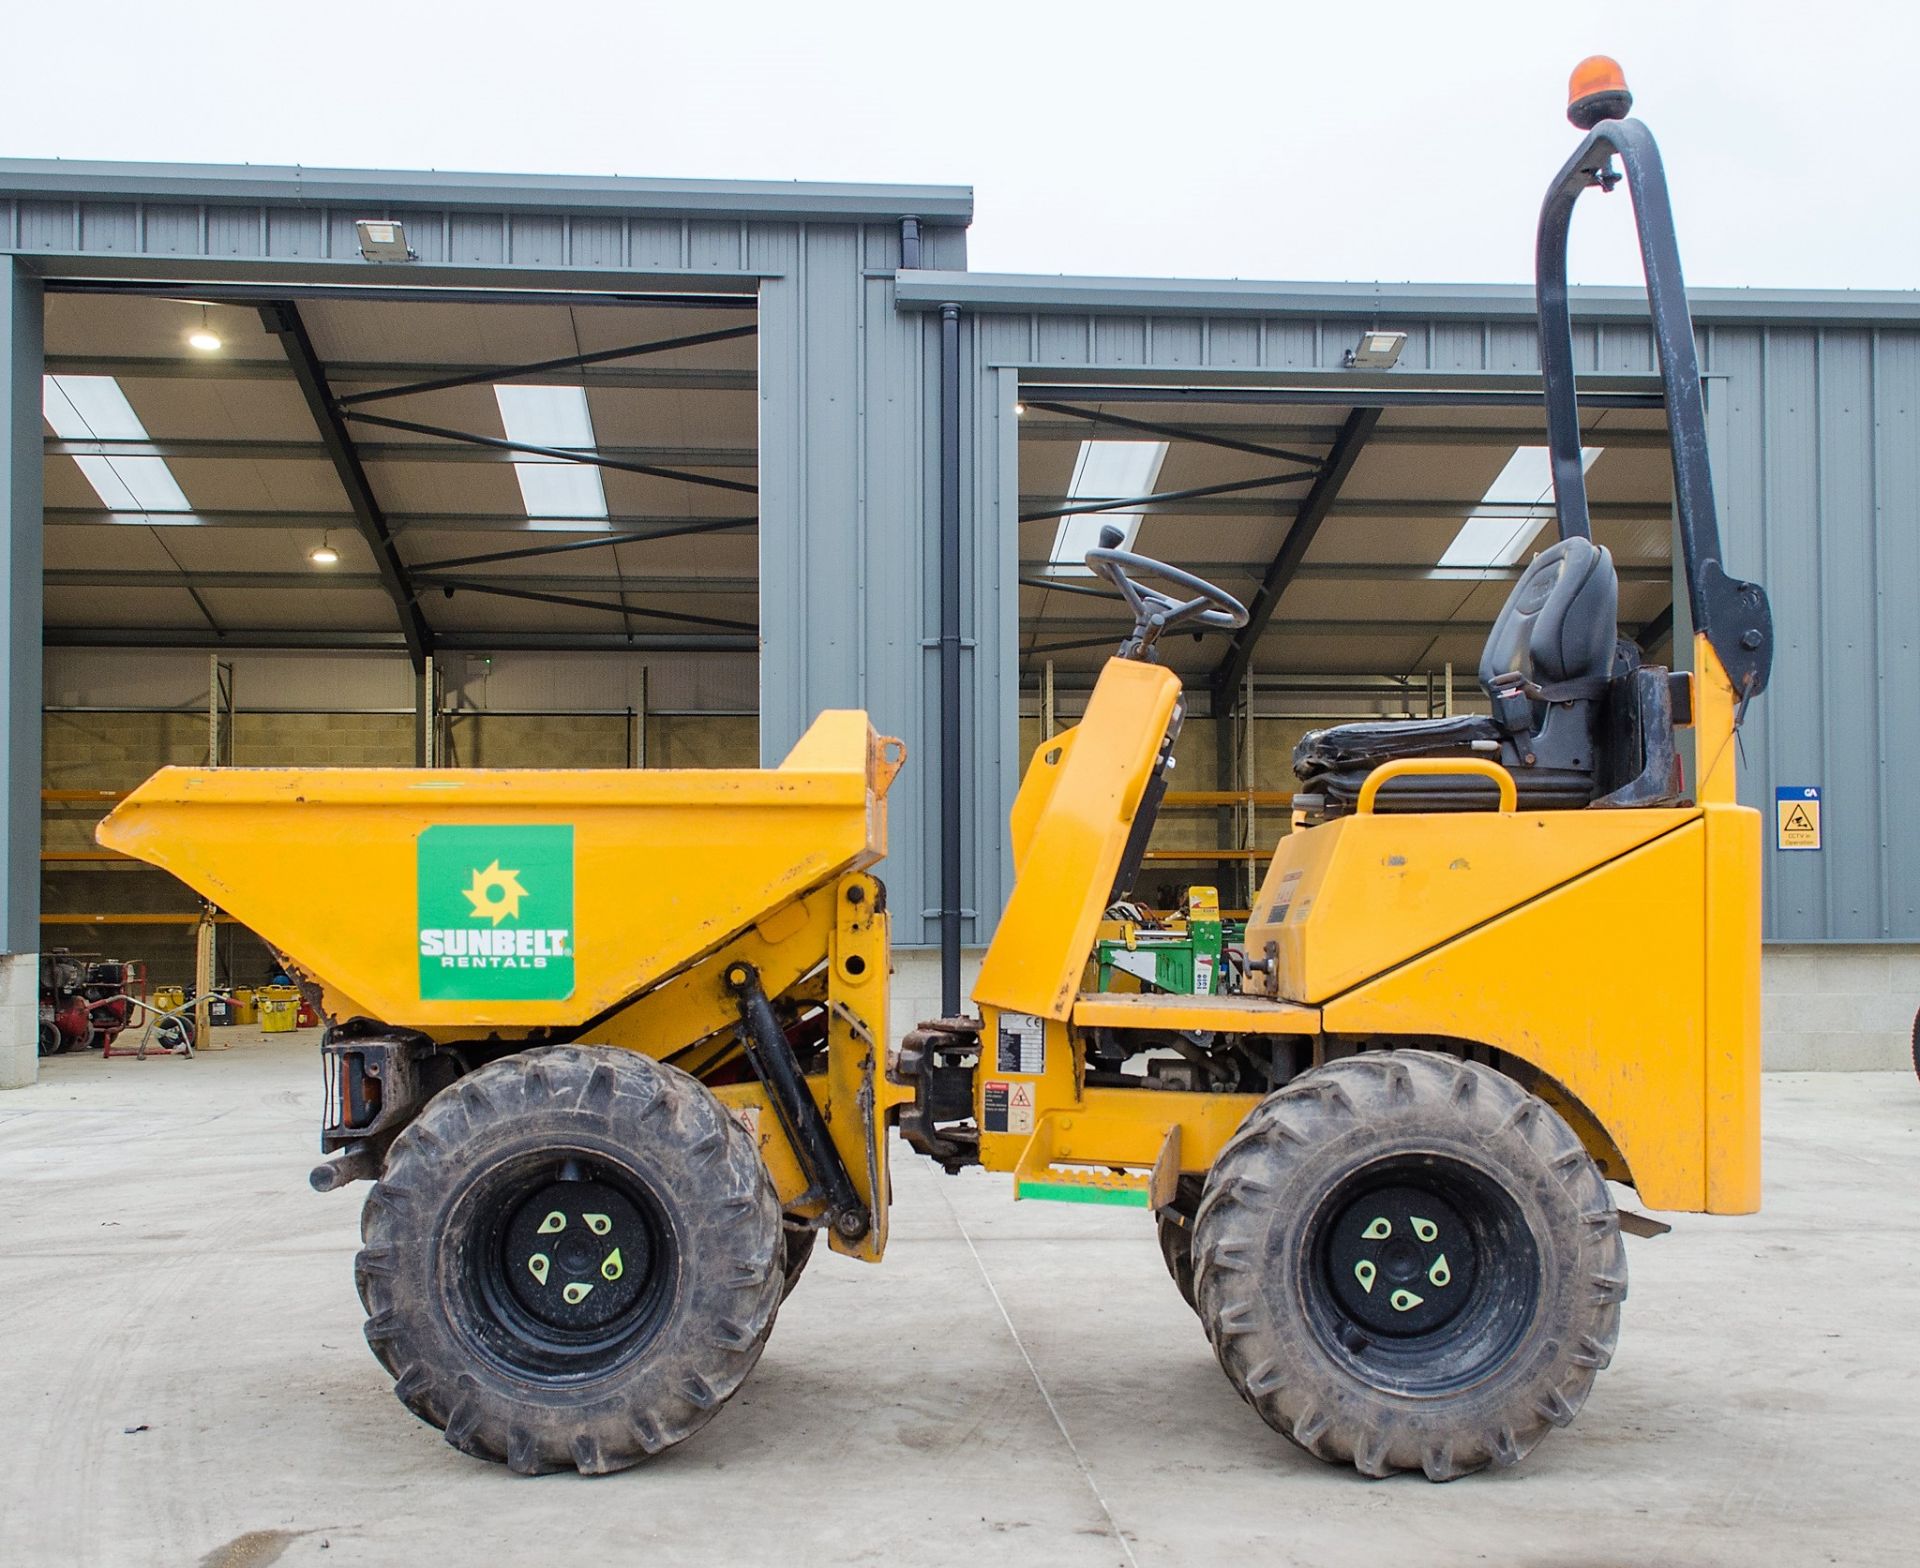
[1095,887,1246,996]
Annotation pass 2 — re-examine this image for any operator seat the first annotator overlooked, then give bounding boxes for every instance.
[1293,536,1622,816]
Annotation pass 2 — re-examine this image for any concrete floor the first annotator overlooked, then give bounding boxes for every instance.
[1,1036,1916,1568]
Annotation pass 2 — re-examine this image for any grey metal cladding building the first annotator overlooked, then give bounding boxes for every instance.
[0,157,1914,1081]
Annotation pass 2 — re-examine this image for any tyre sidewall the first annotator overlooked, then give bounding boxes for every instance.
[1194,1053,1622,1475]
[358,1046,782,1472]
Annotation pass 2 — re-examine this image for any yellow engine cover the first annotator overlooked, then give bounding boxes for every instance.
[1245,806,1696,1002]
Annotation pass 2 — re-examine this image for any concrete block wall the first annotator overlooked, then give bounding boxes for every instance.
[442,714,757,770]
[444,714,628,769]
[1762,945,1920,1070]
[888,947,984,1044]
[43,709,412,985]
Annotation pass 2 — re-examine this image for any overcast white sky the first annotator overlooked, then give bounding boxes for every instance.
[1,1,1910,290]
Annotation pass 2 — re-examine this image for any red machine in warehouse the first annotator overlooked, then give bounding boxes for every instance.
[38,951,145,1055]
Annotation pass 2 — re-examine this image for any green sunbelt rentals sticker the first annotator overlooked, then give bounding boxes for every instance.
[417,824,575,1001]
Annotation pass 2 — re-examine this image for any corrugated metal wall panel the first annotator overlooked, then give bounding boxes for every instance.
[448,214,505,265]
[267,208,323,258]
[963,302,1909,942]
[143,205,199,255]
[16,201,71,250]
[78,203,137,252]
[5,184,970,948]
[1701,322,1920,940]
[1814,332,1879,934]
[1872,332,1920,935]
[208,207,257,257]
[509,215,564,267]
[570,216,623,268]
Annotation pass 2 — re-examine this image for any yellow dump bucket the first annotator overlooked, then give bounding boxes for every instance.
[258,997,297,1033]
[97,712,904,1033]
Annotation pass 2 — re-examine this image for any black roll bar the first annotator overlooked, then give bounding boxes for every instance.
[1536,115,1773,700]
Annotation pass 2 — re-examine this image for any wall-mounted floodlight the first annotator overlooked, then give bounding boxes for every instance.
[355,220,415,262]
[1345,330,1407,369]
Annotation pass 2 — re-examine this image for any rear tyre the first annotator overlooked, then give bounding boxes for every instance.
[1192,1050,1625,1480]
[1156,1175,1203,1312]
[780,1223,819,1300]
[356,1045,784,1475]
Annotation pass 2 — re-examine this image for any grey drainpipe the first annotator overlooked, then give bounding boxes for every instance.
[938,301,962,1016]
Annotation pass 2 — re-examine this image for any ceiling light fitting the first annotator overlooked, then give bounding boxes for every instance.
[187,306,221,353]
[355,219,416,263]
[1345,330,1407,369]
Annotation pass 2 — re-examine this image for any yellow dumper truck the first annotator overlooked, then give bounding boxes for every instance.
[99,60,1773,1480]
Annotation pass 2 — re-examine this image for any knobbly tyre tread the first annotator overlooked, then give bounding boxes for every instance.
[1190,1050,1626,1481]
[779,1224,819,1300]
[354,1044,784,1475]
[1155,1174,1204,1313]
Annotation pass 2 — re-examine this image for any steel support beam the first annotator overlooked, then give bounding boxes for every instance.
[938,304,963,1016]
[50,279,758,310]
[1017,383,1664,411]
[409,518,754,570]
[1017,468,1318,526]
[334,323,758,407]
[43,627,755,653]
[335,411,758,493]
[44,354,757,393]
[1016,422,1674,451]
[1020,561,1674,585]
[259,302,431,671]
[46,568,759,597]
[2,259,44,1090]
[427,576,755,632]
[45,508,758,537]
[1209,406,1383,704]
[1638,603,1675,653]
[1016,494,1675,521]
[43,434,760,470]
[1021,400,1325,467]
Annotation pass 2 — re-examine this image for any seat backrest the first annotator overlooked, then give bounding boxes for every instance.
[1477,536,1618,696]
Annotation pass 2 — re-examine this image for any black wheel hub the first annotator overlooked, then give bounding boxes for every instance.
[1301,1152,1540,1397]
[1326,1184,1475,1336]
[502,1177,652,1333]
[456,1152,677,1380]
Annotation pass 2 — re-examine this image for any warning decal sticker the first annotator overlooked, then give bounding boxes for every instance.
[1775,785,1822,852]
[982,1080,1034,1136]
[1267,868,1304,925]
[996,1011,1046,1074]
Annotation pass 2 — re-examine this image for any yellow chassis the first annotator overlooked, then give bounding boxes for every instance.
[102,636,1760,1265]
[965,633,1761,1218]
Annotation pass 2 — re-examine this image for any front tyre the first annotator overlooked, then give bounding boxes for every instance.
[1192,1051,1625,1480]
[355,1045,783,1474]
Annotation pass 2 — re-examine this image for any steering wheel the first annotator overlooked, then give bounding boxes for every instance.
[1083,525,1249,656]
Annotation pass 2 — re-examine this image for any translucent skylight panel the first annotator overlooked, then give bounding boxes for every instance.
[1436,445,1602,567]
[494,384,609,525]
[43,375,195,517]
[1048,439,1169,574]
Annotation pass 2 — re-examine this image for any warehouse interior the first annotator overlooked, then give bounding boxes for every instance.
[1014,387,1675,909]
[38,285,760,1000]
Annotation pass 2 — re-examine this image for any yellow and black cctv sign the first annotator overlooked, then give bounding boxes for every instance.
[1775,786,1821,852]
